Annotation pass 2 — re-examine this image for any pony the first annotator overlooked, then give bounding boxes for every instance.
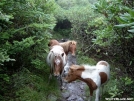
[48,39,59,49]
[64,60,110,101]
[59,40,77,56]
[46,45,67,86]
[48,39,77,56]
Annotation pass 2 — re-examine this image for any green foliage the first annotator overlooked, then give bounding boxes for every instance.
[108,80,123,98]
[13,68,60,101]
[0,0,57,100]
[77,54,96,65]
[91,0,134,71]
[0,49,15,65]
[106,76,134,98]
[56,0,95,10]
[122,77,133,86]
[119,76,134,97]
[115,8,134,34]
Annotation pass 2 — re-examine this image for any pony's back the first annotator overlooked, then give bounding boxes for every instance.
[59,40,77,56]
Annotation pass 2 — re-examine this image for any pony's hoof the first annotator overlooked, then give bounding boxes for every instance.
[61,86,67,90]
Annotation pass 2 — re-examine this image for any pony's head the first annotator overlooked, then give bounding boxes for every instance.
[53,53,64,77]
[60,40,77,56]
[68,41,77,56]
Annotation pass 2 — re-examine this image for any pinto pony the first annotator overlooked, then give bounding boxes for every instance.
[64,61,110,101]
[48,39,77,56]
[47,45,67,86]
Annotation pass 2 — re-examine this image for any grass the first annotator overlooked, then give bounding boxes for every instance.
[77,54,97,65]
[12,67,61,101]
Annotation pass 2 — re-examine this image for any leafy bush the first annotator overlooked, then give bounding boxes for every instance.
[0,0,57,100]
[13,67,60,101]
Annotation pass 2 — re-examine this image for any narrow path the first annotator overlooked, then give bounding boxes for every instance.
[61,81,87,101]
[60,53,88,101]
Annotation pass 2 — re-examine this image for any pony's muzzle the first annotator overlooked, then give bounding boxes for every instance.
[71,53,75,56]
[64,72,68,77]
[54,73,60,77]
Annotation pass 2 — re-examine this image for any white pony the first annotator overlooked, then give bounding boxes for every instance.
[46,45,67,86]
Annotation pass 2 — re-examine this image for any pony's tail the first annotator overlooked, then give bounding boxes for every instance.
[50,51,54,68]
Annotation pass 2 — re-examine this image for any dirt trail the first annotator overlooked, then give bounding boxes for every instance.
[61,81,87,101]
[60,53,88,101]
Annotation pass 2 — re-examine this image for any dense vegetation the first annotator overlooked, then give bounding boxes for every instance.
[0,0,134,101]
[0,0,60,100]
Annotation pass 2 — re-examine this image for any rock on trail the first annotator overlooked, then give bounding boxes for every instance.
[61,81,87,101]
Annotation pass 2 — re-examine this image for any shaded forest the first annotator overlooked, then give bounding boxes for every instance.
[0,0,134,100]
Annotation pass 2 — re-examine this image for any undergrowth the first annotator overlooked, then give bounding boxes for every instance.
[12,67,61,101]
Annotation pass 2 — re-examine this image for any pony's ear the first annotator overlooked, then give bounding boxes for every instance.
[77,65,84,70]
[61,53,64,57]
[69,41,72,45]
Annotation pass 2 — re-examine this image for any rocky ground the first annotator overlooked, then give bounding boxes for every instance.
[61,81,88,101]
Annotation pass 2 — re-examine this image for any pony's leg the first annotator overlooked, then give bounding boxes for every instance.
[60,77,63,90]
[95,88,100,101]
[88,96,92,101]
[59,76,64,90]
[100,85,104,101]
[56,76,63,90]
[49,74,52,79]
[60,69,68,90]
[48,67,53,84]
[48,74,52,84]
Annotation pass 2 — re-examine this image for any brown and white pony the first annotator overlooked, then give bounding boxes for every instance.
[48,39,77,56]
[64,61,110,101]
[47,45,67,86]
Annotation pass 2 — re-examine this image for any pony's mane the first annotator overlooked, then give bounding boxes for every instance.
[70,40,77,45]
[59,40,77,52]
